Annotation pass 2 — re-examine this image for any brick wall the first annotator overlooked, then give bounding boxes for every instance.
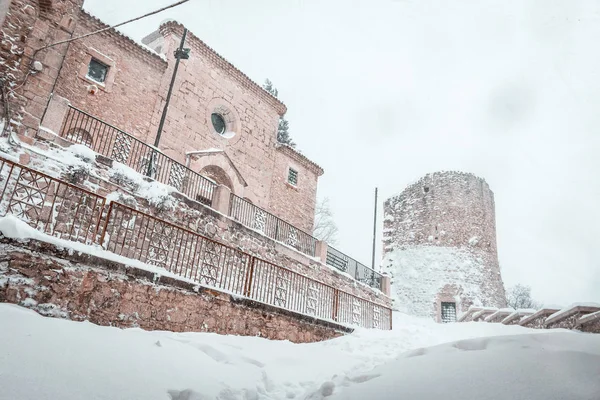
[52,17,318,229]
[268,145,322,232]
[520,312,553,329]
[11,140,391,308]
[0,0,83,135]
[383,171,499,253]
[0,240,351,342]
[4,8,321,232]
[580,318,600,334]
[383,171,507,319]
[52,11,166,138]
[142,23,285,212]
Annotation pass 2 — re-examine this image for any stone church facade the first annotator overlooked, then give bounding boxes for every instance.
[0,1,322,232]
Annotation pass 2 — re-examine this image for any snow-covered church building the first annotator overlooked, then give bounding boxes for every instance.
[382,171,507,322]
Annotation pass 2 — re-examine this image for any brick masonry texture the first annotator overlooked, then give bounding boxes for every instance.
[0,239,351,343]
[52,11,166,138]
[519,310,557,329]
[579,316,600,334]
[0,0,83,135]
[383,171,507,321]
[268,145,321,232]
[17,142,391,309]
[2,4,321,233]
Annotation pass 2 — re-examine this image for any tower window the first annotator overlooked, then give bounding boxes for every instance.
[211,113,226,135]
[287,168,298,186]
[87,58,109,84]
[441,302,457,323]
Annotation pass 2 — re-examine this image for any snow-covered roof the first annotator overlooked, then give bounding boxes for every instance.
[545,303,600,326]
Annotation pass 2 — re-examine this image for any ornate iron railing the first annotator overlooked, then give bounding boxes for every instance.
[228,193,317,257]
[0,156,392,330]
[326,246,383,290]
[0,157,106,244]
[59,106,216,206]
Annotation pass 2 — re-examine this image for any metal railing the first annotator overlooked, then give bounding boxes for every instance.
[0,156,391,330]
[60,106,216,206]
[0,157,106,244]
[228,193,318,257]
[58,107,384,293]
[326,246,383,290]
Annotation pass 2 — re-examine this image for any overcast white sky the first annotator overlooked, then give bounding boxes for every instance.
[83,0,600,305]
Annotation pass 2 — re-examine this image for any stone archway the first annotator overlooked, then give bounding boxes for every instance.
[65,127,93,146]
[200,165,234,192]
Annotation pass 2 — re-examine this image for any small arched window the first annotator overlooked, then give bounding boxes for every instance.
[65,128,93,147]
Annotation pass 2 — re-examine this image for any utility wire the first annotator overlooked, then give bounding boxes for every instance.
[34,0,190,52]
[2,0,189,134]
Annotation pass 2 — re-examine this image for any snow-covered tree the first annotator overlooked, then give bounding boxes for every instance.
[313,197,338,245]
[277,118,295,148]
[263,79,295,148]
[263,79,278,98]
[506,284,540,310]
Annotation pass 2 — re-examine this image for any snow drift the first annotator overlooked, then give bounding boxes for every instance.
[2,304,597,400]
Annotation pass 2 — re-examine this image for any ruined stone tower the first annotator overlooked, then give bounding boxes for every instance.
[382,171,507,322]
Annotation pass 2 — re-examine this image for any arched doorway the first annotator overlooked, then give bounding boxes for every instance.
[200,165,234,192]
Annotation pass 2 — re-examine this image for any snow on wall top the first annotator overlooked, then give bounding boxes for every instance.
[545,302,600,325]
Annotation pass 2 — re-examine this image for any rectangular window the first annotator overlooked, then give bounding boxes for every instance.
[87,58,109,84]
[441,302,457,323]
[287,168,298,186]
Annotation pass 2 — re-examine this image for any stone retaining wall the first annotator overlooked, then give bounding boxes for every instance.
[12,138,391,308]
[0,239,352,343]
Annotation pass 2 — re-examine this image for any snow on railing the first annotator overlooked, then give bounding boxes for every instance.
[0,155,392,330]
[60,106,216,206]
[0,157,106,244]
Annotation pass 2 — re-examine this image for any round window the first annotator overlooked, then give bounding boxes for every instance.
[211,113,226,135]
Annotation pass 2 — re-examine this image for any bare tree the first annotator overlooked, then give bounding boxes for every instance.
[506,284,540,309]
[313,197,338,245]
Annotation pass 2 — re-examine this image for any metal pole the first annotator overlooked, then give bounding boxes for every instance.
[147,28,188,177]
[371,187,378,270]
[154,28,187,148]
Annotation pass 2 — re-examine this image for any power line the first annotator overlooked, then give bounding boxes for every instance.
[2,0,190,133]
[34,0,190,52]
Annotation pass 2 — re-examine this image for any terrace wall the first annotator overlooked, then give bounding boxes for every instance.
[0,240,351,342]
[13,131,390,306]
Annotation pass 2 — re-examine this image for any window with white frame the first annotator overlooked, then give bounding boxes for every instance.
[287,167,298,186]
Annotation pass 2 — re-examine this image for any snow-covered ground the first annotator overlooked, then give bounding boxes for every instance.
[2,304,598,400]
